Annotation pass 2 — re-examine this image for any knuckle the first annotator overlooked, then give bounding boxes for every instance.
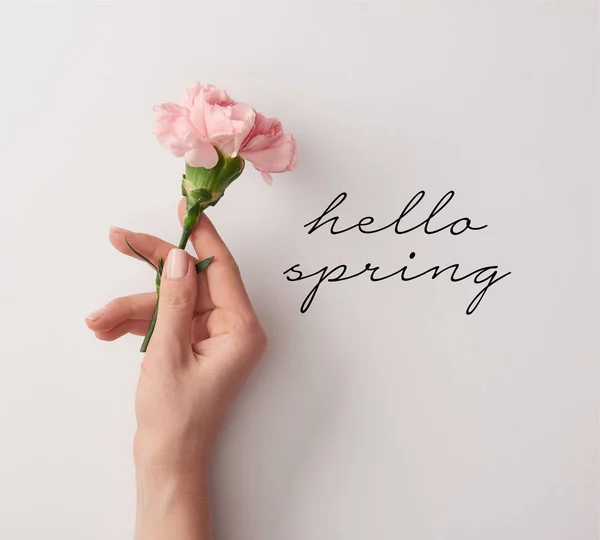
[144,339,188,373]
[105,296,131,317]
[160,284,194,309]
[238,319,268,355]
[220,254,241,276]
[160,291,192,309]
[255,328,268,354]
[150,246,164,266]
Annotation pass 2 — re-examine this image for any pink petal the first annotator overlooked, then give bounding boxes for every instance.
[240,113,284,152]
[181,83,234,113]
[261,172,274,185]
[153,103,195,156]
[185,142,219,169]
[241,133,297,174]
[204,102,256,157]
[179,82,204,109]
[189,95,208,137]
[204,86,234,106]
[288,136,298,169]
[230,103,256,156]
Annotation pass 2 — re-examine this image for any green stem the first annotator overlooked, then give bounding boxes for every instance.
[139,227,191,353]
[138,225,207,353]
[178,228,192,249]
[140,299,159,353]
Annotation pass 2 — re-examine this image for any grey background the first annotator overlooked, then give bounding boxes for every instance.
[0,1,598,539]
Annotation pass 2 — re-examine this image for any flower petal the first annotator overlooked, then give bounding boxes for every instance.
[153,103,195,156]
[204,102,256,157]
[240,113,284,153]
[179,82,204,109]
[204,86,234,106]
[185,142,219,169]
[241,133,297,174]
[189,94,208,137]
[261,172,274,185]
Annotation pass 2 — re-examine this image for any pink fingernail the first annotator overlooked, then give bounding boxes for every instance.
[110,226,128,234]
[85,307,105,321]
[166,249,188,280]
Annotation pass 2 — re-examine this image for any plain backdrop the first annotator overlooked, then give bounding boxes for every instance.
[0,1,598,539]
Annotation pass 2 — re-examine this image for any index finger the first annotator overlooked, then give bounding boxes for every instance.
[178,200,253,313]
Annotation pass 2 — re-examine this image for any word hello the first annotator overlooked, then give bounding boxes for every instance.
[283,191,511,315]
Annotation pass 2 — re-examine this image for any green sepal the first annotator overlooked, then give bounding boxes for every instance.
[183,200,202,231]
[209,193,223,207]
[183,151,245,197]
[191,188,213,203]
[196,256,214,274]
[180,150,245,231]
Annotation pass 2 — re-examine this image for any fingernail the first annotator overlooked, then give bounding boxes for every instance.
[85,307,105,321]
[166,249,188,280]
[110,226,129,234]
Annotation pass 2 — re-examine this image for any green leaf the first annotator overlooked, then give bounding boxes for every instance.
[196,256,214,274]
[158,258,164,275]
[126,238,158,272]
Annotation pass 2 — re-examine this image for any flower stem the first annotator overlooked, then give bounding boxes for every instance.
[178,228,192,249]
[139,227,193,353]
[140,300,159,353]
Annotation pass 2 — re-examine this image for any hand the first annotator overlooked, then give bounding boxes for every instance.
[85,204,267,539]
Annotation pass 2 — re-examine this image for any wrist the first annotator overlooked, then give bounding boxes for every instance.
[135,460,209,496]
[134,429,211,540]
[135,469,211,540]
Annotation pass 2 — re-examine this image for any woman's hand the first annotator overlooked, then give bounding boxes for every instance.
[85,204,267,539]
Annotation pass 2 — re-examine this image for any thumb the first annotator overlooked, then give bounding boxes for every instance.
[151,248,197,352]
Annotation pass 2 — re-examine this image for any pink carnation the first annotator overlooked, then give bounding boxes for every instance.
[153,83,297,183]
